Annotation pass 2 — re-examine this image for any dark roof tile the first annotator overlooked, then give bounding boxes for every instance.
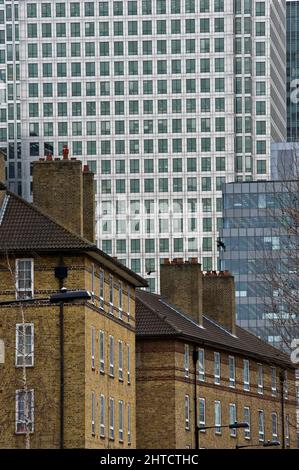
[136,290,292,368]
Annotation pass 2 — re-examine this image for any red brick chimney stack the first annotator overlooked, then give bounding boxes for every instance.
[160,258,203,325]
[32,146,95,243]
[203,270,236,335]
[160,259,236,334]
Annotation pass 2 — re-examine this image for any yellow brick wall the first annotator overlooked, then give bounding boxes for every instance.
[0,254,136,449]
[136,339,297,449]
[136,340,176,449]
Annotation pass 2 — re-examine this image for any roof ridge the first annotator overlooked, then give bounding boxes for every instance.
[203,315,237,338]
[137,293,181,334]
[6,190,96,249]
[160,298,205,330]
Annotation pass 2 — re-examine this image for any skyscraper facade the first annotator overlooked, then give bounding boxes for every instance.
[1,0,287,292]
[287,0,299,141]
[219,178,299,348]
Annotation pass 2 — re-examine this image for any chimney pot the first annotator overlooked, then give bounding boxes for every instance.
[54,158,60,161]
[39,158,45,161]
[62,145,69,160]
[46,154,53,161]
[71,158,77,161]
[176,258,184,264]
[83,164,90,173]
[163,258,170,265]
[190,257,198,264]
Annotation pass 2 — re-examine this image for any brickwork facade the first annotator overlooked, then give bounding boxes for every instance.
[0,253,137,448]
[136,339,297,449]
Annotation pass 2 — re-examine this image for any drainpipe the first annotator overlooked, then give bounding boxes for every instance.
[54,260,68,449]
[279,369,286,449]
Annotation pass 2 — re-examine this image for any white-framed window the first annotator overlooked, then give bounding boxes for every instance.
[258,410,265,441]
[284,371,288,400]
[199,398,205,430]
[109,275,114,314]
[127,286,131,321]
[100,394,105,437]
[229,403,237,437]
[185,395,190,430]
[286,415,290,445]
[257,364,263,394]
[127,344,131,384]
[244,406,251,439]
[99,269,104,309]
[91,326,95,370]
[243,359,250,391]
[99,330,105,373]
[16,259,34,299]
[118,282,122,319]
[109,335,114,376]
[229,356,235,387]
[271,367,277,395]
[198,349,205,381]
[214,352,221,385]
[91,263,95,302]
[214,400,222,434]
[184,344,189,378]
[16,323,34,367]
[15,389,34,434]
[128,403,132,445]
[271,412,278,438]
[91,391,95,435]
[118,340,123,381]
[109,397,114,440]
[118,400,124,442]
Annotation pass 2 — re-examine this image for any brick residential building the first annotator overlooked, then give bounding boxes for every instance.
[0,152,147,448]
[136,259,297,449]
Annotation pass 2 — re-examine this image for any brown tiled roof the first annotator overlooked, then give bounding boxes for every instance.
[0,189,147,287]
[136,290,293,368]
[0,190,96,252]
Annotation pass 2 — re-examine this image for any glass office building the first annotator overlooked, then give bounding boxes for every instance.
[219,180,299,348]
[0,1,287,292]
[287,0,299,141]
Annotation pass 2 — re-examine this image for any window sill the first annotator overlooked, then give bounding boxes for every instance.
[15,431,34,435]
[15,364,34,368]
